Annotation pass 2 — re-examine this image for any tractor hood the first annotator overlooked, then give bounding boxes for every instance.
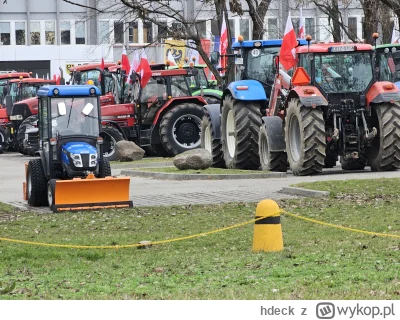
[62,141,97,155]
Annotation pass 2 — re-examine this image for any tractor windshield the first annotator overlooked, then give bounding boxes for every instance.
[20,83,50,100]
[76,69,113,94]
[188,68,208,91]
[8,82,19,103]
[245,46,280,83]
[50,97,99,137]
[378,50,400,83]
[0,80,7,104]
[315,52,373,93]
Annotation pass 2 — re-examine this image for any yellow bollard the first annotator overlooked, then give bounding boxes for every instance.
[252,199,283,252]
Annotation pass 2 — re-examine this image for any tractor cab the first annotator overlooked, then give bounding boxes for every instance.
[0,72,30,107]
[375,43,400,88]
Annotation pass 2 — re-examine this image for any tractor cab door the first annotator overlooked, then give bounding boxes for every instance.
[139,76,167,125]
[38,97,51,177]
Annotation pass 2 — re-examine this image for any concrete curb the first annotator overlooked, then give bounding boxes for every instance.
[280,187,330,198]
[111,161,174,169]
[120,169,286,180]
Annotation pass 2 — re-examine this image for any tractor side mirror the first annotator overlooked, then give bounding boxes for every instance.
[5,95,12,116]
[82,103,94,116]
[74,71,82,84]
[57,102,67,116]
[210,51,220,65]
[272,56,280,74]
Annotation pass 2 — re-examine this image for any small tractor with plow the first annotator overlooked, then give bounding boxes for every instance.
[23,85,132,212]
[261,37,400,175]
[201,38,307,168]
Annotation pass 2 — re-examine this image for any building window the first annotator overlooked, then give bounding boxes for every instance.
[60,21,71,45]
[348,17,357,40]
[305,18,315,39]
[267,18,278,39]
[99,21,109,44]
[239,19,250,40]
[196,21,207,38]
[30,21,41,45]
[75,21,85,44]
[114,21,124,44]
[157,21,168,40]
[128,22,138,43]
[45,21,55,45]
[143,22,153,43]
[172,22,183,34]
[15,22,26,45]
[0,22,10,45]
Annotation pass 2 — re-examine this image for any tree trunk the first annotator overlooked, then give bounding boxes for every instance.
[362,0,380,44]
[331,0,342,42]
[380,3,392,44]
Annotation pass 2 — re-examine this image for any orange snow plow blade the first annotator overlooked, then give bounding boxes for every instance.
[53,176,133,212]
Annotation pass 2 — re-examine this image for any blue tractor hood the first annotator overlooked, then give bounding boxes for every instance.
[62,142,97,155]
[395,81,400,90]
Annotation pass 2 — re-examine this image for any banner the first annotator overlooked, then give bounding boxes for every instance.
[164,40,186,65]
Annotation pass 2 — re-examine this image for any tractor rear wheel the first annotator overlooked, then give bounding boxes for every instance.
[221,96,261,169]
[340,157,366,170]
[159,103,204,156]
[258,125,287,172]
[47,179,57,211]
[0,127,7,153]
[368,103,400,171]
[285,98,326,176]
[201,113,225,168]
[101,125,124,161]
[27,158,48,206]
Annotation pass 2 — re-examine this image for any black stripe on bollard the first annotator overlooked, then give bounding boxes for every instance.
[255,216,281,225]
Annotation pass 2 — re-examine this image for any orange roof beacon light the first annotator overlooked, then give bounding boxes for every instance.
[372,32,379,46]
[189,62,194,68]
[237,35,244,43]
[19,76,23,79]
[178,63,183,69]
[306,34,312,52]
[87,79,94,85]
[185,57,189,63]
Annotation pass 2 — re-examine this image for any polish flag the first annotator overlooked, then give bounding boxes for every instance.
[53,73,61,85]
[279,12,298,71]
[137,50,152,88]
[121,47,130,74]
[167,50,177,66]
[298,7,305,39]
[126,49,140,84]
[219,15,228,75]
[391,19,399,44]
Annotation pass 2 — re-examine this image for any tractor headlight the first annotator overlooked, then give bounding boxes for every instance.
[70,153,83,167]
[89,153,97,167]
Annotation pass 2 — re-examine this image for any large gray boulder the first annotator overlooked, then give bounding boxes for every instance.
[173,149,212,170]
[115,140,145,162]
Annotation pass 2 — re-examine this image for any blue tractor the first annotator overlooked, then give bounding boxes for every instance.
[201,38,307,169]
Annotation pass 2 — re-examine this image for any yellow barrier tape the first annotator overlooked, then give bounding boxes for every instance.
[0,215,267,250]
[0,208,398,250]
[281,210,400,239]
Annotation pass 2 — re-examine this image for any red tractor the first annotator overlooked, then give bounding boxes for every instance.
[3,78,55,154]
[100,67,207,159]
[261,41,400,175]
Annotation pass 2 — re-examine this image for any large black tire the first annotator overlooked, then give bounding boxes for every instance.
[200,113,225,168]
[17,115,38,155]
[0,127,7,153]
[258,125,287,172]
[143,144,169,157]
[367,103,400,171]
[27,158,48,207]
[221,96,261,169]
[340,157,366,170]
[47,179,56,211]
[103,158,112,177]
[285,98,326,176]
[100,125,125,161]
[159,103,204,156]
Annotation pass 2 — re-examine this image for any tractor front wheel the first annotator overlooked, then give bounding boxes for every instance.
[27,158,48,206]
[258,125,287,172]
[221,96,261,169]
[201,113,225,168]
[159,103,204,156]
[0,127,7,153]
[47,179,57,211]
[367,103,400,171]
[101,125,124,161]
[285,98,326,176]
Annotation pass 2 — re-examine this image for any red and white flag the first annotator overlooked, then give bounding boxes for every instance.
[219,15,228,75]
[121,47,130,75]
[279,12,298,71]
[167,50,177,66]
[298,7,305,39]
[137,50,152,88]
[391,19,399,44]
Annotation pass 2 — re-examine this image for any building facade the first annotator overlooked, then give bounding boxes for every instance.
[0,0,386,78]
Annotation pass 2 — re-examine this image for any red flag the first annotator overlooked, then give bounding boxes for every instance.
[138,55,152,89]
[298,7,305,39]
[101,57,105,70]
[121,47,130,74]
[219,15,228,75]
[279,12,298,71]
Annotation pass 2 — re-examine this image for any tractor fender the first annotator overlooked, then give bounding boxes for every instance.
[261,116,286,152]
[203,103,221,140]
[366,81,400,107]
[223,80,267,101]
[285,86,328,108]
[152,96,207,125]
[101,120,128,140]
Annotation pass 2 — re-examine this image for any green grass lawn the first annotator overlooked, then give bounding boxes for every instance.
[133,167,266,174]
[0,178,399,299]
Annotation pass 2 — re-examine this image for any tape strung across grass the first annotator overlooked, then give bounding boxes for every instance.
[0,210,398,250]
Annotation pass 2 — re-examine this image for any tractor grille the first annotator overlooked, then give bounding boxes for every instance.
[81,154,90,168]
[11,103,31,118]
